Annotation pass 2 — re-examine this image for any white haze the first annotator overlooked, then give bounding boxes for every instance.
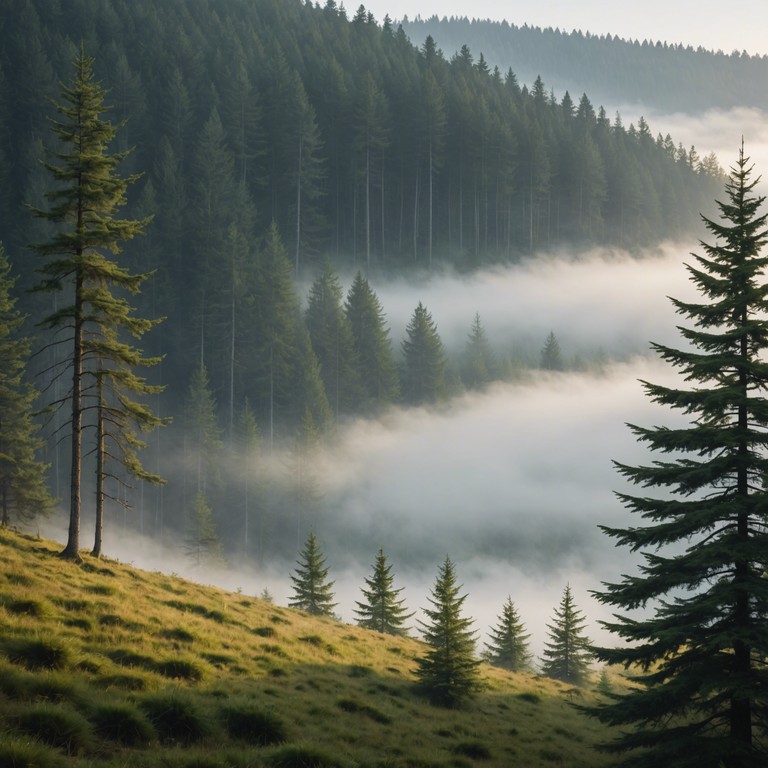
[35,109,768,663]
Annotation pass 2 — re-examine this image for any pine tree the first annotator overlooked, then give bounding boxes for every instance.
[540,330,564,370]
[184,490,222,567]
[289,532,337,617]
[0,244,52,526]
[461,312,496,389]
[416,556,481,707]
[354,548,413,635]
[590,146,768,767]
[305,260,361,417]
[484,596,532,671]
[31,48,154,559]
[344,271,399,411]
[401,301,446,405]
[540,585,592,685]
[183,364,223,495]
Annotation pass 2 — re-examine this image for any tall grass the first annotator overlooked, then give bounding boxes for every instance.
[0,527,623,767]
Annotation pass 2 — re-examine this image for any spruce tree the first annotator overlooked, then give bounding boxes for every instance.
[401,301,446,405]
[344,271,399,411]
[462,312,496,389]
[540,584,592,685]
[484,596,532,671]
[305,260,361,416]
[184,490,222,567]
[31,48,156,559]
[0,244,52,526]
[416,556,481,707]
[354,548,413,636]
[289,532,336,617]
[590,146,768,767]
[540,330,564,371]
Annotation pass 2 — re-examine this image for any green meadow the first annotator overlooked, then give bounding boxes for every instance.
[0,528,624,767]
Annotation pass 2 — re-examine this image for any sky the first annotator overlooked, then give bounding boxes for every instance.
[362,0,768,57]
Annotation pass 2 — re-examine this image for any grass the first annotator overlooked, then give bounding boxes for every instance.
[0,527,625,767]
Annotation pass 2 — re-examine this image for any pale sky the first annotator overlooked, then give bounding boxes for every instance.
[362,0,768,57]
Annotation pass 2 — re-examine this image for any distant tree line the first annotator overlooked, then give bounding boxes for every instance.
[402,15,768,113]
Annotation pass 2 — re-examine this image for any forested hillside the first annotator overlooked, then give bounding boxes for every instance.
[400,15,768,113]
[0,0,726,558]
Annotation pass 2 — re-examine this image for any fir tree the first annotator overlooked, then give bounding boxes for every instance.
[461,312,496,389]
[0,244,52,526]
[184,490,222,566]
[183,364,223,496]
[590,146,768,767]
[401,301,446,405]
[354,548,413,635]
[540,584,592,685]
[305,260,361,416]
[31,48,156,559]
[483,596,532,671]
[289,532,336,617]
[416,556,481,707]
[344,271,399,411]
[540,330,564,370]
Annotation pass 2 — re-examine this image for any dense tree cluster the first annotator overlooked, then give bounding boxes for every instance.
[403,16,768,113]
[0,0,728,540]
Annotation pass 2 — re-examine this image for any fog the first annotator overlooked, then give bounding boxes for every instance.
[35,108,768,663]
[38,243,697,660]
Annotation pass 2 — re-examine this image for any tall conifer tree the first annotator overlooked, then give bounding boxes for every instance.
[354,548,413,635]
[289,532,337,617]
[344,271,399,411]
[484,596,531,671]
[591,146,768,766]
[540,584,592,685]
[0,244,52,526]
[32,49,156,559]
[416,556,480,707]
[401,301,446,405]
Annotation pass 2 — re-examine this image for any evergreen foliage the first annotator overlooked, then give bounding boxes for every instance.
[183,365,223,495]
[0,0,729,458]
[305,261,361,417]
[402,16,768,114]
[461,313,496,389]
[540,585,592,685]
[590,146,768,766]
[184,490,222,566]
[344,271,399,411]
[484,596,532,671]
[416,556,481,707]
[30,48,158,559]
[540,331,564,371]
[401,302,446,405]
[0,244,52,526]
[289,532,337,617]
[354,548,413,635]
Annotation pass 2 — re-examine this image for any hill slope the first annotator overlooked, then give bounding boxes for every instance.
[0,527,621,767]
[400,16,768,113]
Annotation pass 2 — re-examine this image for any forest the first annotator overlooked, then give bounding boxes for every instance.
[401,14,768,113]
[0,0,726,556]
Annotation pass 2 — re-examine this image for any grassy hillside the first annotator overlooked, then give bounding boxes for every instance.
[0,527,622,767]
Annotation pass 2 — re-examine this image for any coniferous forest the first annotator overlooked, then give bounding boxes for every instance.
[3,1,768,764]
[401,15,768,113]
[0,0,730,556]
